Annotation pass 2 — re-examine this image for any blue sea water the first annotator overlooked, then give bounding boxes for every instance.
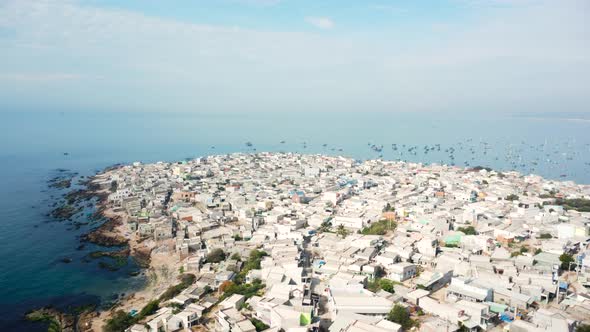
[0,111,589,330]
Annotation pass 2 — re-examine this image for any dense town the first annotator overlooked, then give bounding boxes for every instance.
[90,152,590,332]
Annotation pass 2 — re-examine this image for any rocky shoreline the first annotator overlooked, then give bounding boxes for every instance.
[32,164,156,331]
[25,306,98,332]
[81,215,128,247]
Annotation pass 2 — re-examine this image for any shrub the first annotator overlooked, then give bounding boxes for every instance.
[137,300,159,319]
[219,280,234,293]
[457,226,476,235]
[251,318,269,332]
[361,219,396,235]
[159,273,196,301]
[221,279,265,300]
[103,310,135,332]
[234,250,267,284]
[366,278,398,293]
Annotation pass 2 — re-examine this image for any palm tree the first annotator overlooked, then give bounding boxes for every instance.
[337,225,349,238]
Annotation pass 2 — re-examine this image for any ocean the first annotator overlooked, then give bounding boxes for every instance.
[0,111,589,330]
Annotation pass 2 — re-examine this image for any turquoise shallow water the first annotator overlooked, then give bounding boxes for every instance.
[0,111,589,330]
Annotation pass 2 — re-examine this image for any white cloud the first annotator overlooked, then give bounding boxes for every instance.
[0,73,82,82]
[369,4,408,14]
[0,0,588,113]
[232,0,282,6]
[304,16,334,29]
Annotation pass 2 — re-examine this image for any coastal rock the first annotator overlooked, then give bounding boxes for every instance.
[50,204,81,220]
[88,248,130,271]
[48,178,72,189]
[81,217,128,247]
[132,246,153,268]
[64,187,103,205]
[77,310,99,332]
[25,307,75,332]
[88,248,130,259]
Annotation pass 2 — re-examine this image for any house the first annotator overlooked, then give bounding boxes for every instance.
[126,324,148,332]
[328,288,394,317]
[415,269,453,291]
[387,262,417,282]
[333,215,365,230]
[446,277,493,302]
[216,307,256,332]
[220,294,246,310]
[455,300,495,330]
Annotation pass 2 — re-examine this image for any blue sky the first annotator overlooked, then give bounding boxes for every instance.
[0,0,588,113]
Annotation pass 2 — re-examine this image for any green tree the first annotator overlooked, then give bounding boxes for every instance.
[379,279,395,293]
[383,203,395,212]
[560,253,576,271]
[576,324,590,332]
[554,198,590,212]
[458,323,470,332]
[337,224,349,238]
[207,248,226,263]
[318,221,332,233]
[110,180,118,192]
[234,250,267,284]
[505,194,519,201]
[387,304,415,330]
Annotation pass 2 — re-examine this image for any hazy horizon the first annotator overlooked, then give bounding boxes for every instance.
[1,0,589,114]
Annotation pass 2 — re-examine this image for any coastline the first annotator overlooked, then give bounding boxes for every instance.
[25,153,590,330]
[82,170,182,331]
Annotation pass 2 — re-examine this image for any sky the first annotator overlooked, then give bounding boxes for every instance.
[0,0,588,114]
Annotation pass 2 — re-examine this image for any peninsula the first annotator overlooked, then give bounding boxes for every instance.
[80,153,590,332]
